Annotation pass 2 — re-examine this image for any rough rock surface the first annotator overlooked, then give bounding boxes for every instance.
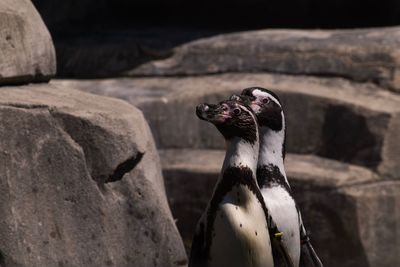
[53,73,400,178]
[127,27,400,92]
[0,84,187,267]
[160,149,400,267]
[0,0,56,85]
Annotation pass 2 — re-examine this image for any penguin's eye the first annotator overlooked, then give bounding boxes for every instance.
[233,108,241,115]
[262,98,270,104]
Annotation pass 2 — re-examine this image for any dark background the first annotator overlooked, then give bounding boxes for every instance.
[33,0,400,33]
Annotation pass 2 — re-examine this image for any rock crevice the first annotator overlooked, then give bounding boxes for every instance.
[105,152,144,183]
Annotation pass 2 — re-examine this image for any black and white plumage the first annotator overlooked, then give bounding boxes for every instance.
[234,87,323,267]
[191,100,293,267]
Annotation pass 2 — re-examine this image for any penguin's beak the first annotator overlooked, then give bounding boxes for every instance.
[196,103,229,124]
[196,103,210,120]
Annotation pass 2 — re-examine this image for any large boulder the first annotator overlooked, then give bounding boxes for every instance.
[160,149,400,267]
[0,0,56,85]
[53,73,400,178]
[0,84,187,267]
[127,27,400,92]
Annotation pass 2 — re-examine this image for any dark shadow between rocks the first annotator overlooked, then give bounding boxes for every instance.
[52,26,234,78]
[318,104,388,169]
[163,169,217,254]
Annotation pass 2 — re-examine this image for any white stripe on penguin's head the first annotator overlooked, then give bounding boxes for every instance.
[252,89,281,107]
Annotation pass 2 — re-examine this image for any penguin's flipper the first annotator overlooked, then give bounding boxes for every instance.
[299,234,323,267]
[189,222,206,267]
[271,235,295,267]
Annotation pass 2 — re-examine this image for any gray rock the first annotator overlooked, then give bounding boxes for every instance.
[0,84,187,267]
[160,149,400,267]
[53,73,400,178]
[127,27,400,92]
[0,0,56,85]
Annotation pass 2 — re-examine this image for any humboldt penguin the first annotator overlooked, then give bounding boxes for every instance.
[190,100,293,267]
[233,87,323,267]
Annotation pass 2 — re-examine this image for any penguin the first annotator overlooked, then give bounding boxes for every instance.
[190,100,293,267]
[231,87,323,267]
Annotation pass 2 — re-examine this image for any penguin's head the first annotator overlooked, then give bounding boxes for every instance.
[196,100,258,143]
[231,87,284,131]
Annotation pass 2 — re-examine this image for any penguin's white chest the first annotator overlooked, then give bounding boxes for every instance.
[208,185,274,267]
[262,186,301,267]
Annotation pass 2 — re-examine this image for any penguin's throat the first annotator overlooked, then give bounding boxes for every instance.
[258,127,285,174]
[222,137,259,174]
